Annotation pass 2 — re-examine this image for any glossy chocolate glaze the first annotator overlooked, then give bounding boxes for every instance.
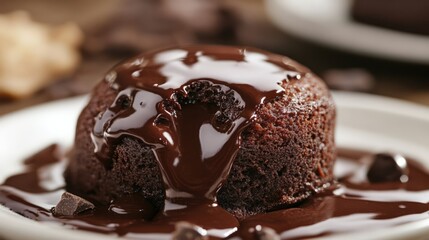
[1,146,429,239]
[91,46,301,233]
[92,46,299,199]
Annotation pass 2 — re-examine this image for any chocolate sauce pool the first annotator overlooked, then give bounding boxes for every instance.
[1,146,429,239]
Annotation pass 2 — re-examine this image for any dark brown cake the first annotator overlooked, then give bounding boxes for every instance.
[65,45,336,219]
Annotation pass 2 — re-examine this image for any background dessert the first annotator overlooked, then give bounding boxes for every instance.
[0,11,82,99]
[352,0,429,36]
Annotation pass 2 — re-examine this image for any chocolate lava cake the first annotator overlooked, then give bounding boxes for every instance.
[65,45,336,218]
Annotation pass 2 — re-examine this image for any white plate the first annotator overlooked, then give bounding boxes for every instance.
[265,0,429,64]
[1,92,429,240]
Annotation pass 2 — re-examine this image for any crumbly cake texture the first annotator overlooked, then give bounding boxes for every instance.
[65,55,336,219]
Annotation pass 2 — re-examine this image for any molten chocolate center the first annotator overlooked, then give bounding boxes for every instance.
[92,46,300,206]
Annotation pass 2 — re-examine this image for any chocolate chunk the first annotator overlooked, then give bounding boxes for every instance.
[172,222,208,240]
[254,225,280,240]
[52,192,95,216]
[367,153,409,183]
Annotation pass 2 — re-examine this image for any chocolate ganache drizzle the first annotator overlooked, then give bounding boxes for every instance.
[91,45,301,230]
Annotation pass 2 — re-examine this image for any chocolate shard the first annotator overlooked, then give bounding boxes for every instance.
[254,225,280,240]
[172,221,208,240]
[52,192,95,216]
[367,153,409,183]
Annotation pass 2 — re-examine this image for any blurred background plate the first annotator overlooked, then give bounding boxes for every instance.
[266,0,429,64]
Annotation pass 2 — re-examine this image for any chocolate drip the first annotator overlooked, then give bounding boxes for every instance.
[91,46,300,230]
